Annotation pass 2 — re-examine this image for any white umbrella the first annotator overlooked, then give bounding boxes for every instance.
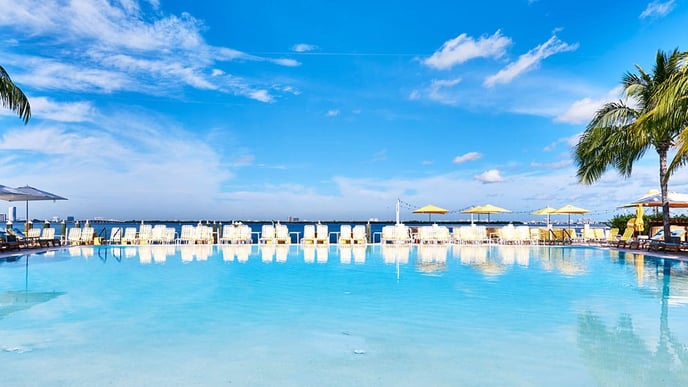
[0,185,67,227]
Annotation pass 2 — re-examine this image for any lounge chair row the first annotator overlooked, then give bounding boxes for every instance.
[1,227,60,250]
[615,225,688,252]
[378,224,613,245]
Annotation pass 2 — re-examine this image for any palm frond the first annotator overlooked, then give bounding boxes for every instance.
[0,65,31,124]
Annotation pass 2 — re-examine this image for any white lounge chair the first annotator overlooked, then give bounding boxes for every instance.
[195,225,213,244]
[122,227,137,244]
[138,224,153,244]
[79,226,95,245]
[339,225,353,244]
[316,224,329,244]
[434,225,451,244]
[220,224,236,244]
[418,226,433,244]
[259,224,276,244]
[236,224,252,244]
[352,225,367,244]
[381,225,395,244]
[67,228,82,245]
[394,224,412,244]
[178,225,195,244]
[150,225,167,244]
[302,225,316,244]
[40,227,58,246]
[275,223,290,244]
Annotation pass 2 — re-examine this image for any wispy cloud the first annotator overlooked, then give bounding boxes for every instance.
[424,30,511,70]
[484,34,578,87]
[555,87,623,124]
[427,78,462,105]
[0,96,95,122]
[543,135,581,152]
[326,109,340,117]
[530,160,573,169]
[0,110,234,219]
[453,152,482,164]
[292,43,318,52]
[0,0,296,102]
[474,169,504,183]
[640,1,675,19]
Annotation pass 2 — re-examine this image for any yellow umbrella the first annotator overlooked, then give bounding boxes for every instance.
[413,204,448,221]
[462,204,510,223]
[462,205,485,224]
[532,206,557,227]
[634,204,644,232]
[552,204,589,229]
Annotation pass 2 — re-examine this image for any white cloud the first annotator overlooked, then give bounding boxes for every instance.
[543,135,581,152]
[248,90,273,103]
[292,43,318,52]
[326,109,340,117]
[0,0,296,102]
[530,160,573,169]
[640,1,675,19]
[0,96,95,122]
[474,169,504,183]
[428,78,462,105]
[424,30,511,70]
[484,34,578,87]
[0,111,235,220]
[453,152,482,164]
[31,97,96,122]
[554,97,601,124]
[555,87,622,124]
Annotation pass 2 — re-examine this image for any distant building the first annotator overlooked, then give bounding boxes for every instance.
[0,213,5,222]
[67,216,75,222]
[7,206,16,222]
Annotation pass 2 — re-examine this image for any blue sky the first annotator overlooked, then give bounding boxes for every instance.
[0,0,687,222]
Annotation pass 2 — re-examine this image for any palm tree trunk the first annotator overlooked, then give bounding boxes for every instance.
[659,149,671,243]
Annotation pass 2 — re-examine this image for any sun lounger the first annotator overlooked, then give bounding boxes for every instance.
[220,224,236,244]
[647,229,686,252]
[316,224,329,244]
[302,225,316,244]
[381,225,395,244]
[177,225,195,244]
[122,227,137,244]
[339,225,353,244]
[26,228,41,247]
[38,227,59,247]
[108,227,123,245]
[138,224,153,244]
[615,228,635,248]
[236,224,252,244]
[259,224,276,244]
[67,228,82,245]
[352,225,367,244]
[434,225,451,244]
[0,231,20,251]
[605,228,619,246]
[275,223,290,244]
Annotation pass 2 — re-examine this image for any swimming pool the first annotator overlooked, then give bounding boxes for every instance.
[1,245,687,386]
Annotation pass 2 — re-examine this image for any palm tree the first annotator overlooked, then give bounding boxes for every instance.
[0,65,31,124]
[655,52,688,177]
[574,49,687,242]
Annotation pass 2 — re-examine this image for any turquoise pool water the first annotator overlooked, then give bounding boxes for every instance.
[1,245,687,386]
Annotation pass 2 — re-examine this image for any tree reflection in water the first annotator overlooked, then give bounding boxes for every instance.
[578,259,688,386]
